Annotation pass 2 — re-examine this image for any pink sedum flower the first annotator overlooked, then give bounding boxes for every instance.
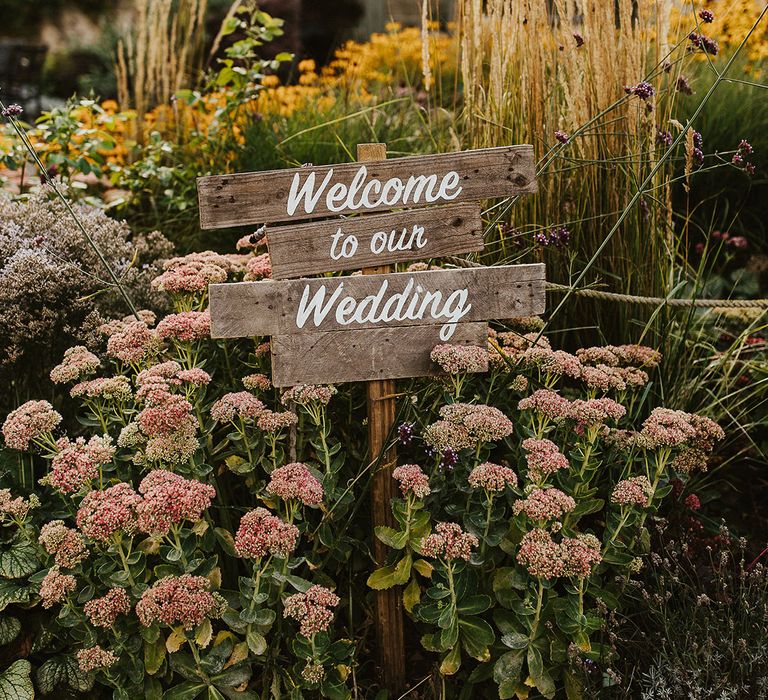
[516,529,564,579]
[40,568,77,608]
[177,368,211,386]
[518,389,570,420]
[50,346,100,384]
[641,408,697,447]
[139,394,196,437]
[256,410,298,434]
[419,522,478,561]
[49,435,114,493]
[235,507,299,559]
[39,520,88,569]
[151,252,230,295]
[521,438,569,482]
[71,376,132,402]
[136,574,226,629]
[244,252,272,281]
[567,398,626,427]
[607,344,661,368]
[440,403,514,444]
[0,490,37,521]
[76,483,141,542]
[283,585,340,637]
[672,448,710,474]
[611,476,653,506]
[136,470,215,535]
[267,463,324,506]
[422,420,474,452]
[211,392,265,423]
[468,462,518,492]
[2,400,62,451]
[84,587,131,627]
[392,464,431,498]
[576,347,620,367]
[106,321,159,364]
[514,488,576,522]
[243,373,272,392]
[579,365,627,393]
[560,533,602,578]
[281,384,336,407]
[77,645,118,673]
[521,348,582,379]
[156,310,211,342]
[430,344,487,374]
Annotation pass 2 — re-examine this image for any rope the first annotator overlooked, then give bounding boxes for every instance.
[443,256,768,310]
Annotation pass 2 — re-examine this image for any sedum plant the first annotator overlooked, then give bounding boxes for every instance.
[0,241,725,699]
[370,332,725,698]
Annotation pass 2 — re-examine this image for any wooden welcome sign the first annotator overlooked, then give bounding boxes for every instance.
[198,143,543,693]
[198,144,545,387]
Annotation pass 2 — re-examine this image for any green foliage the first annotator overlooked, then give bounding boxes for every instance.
[0,660,34,700]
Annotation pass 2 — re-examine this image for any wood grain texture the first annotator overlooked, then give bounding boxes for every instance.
[270,322,489,386]
[356,143,406,697]
[267,202,483,279]
[208,263,546,338]
[197,144,536,229]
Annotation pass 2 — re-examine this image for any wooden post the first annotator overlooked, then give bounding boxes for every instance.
[358,142,407,694]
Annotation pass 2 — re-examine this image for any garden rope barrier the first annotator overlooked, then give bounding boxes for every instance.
[443,256,768,309]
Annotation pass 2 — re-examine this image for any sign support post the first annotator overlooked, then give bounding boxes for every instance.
[358,143,407,694]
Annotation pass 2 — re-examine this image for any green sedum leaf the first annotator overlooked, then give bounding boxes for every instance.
[374,526,407,550]
[163,680,208,700]
[366,565,398,590]
[145,636,167,675]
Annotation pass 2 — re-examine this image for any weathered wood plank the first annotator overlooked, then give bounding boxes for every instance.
[209,263,545,338]
[270,322,489,386]
[268,202,483,279]
[197,145,536,229]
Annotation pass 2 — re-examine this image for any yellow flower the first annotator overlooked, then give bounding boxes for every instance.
[298,59,316,73]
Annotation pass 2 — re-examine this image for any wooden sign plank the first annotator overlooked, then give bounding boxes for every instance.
[270,322,489,386]
[267,202,484,279]
[208,263,546,339]
[197,145,536,229]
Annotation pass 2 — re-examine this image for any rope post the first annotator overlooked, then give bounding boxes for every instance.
[358,142,407,694]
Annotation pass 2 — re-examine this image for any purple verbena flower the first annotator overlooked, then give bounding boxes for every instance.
[555,130,569,144]
[698,9,714,23]
[737,140,753,156]
[398,423,414,446]
[676,75,692,94]
[626,82,655,101]
[693,131,703,150]
[440,448,458,470]
[1,104,23,118]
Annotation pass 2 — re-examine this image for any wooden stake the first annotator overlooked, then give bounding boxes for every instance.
[358,142,407,694]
